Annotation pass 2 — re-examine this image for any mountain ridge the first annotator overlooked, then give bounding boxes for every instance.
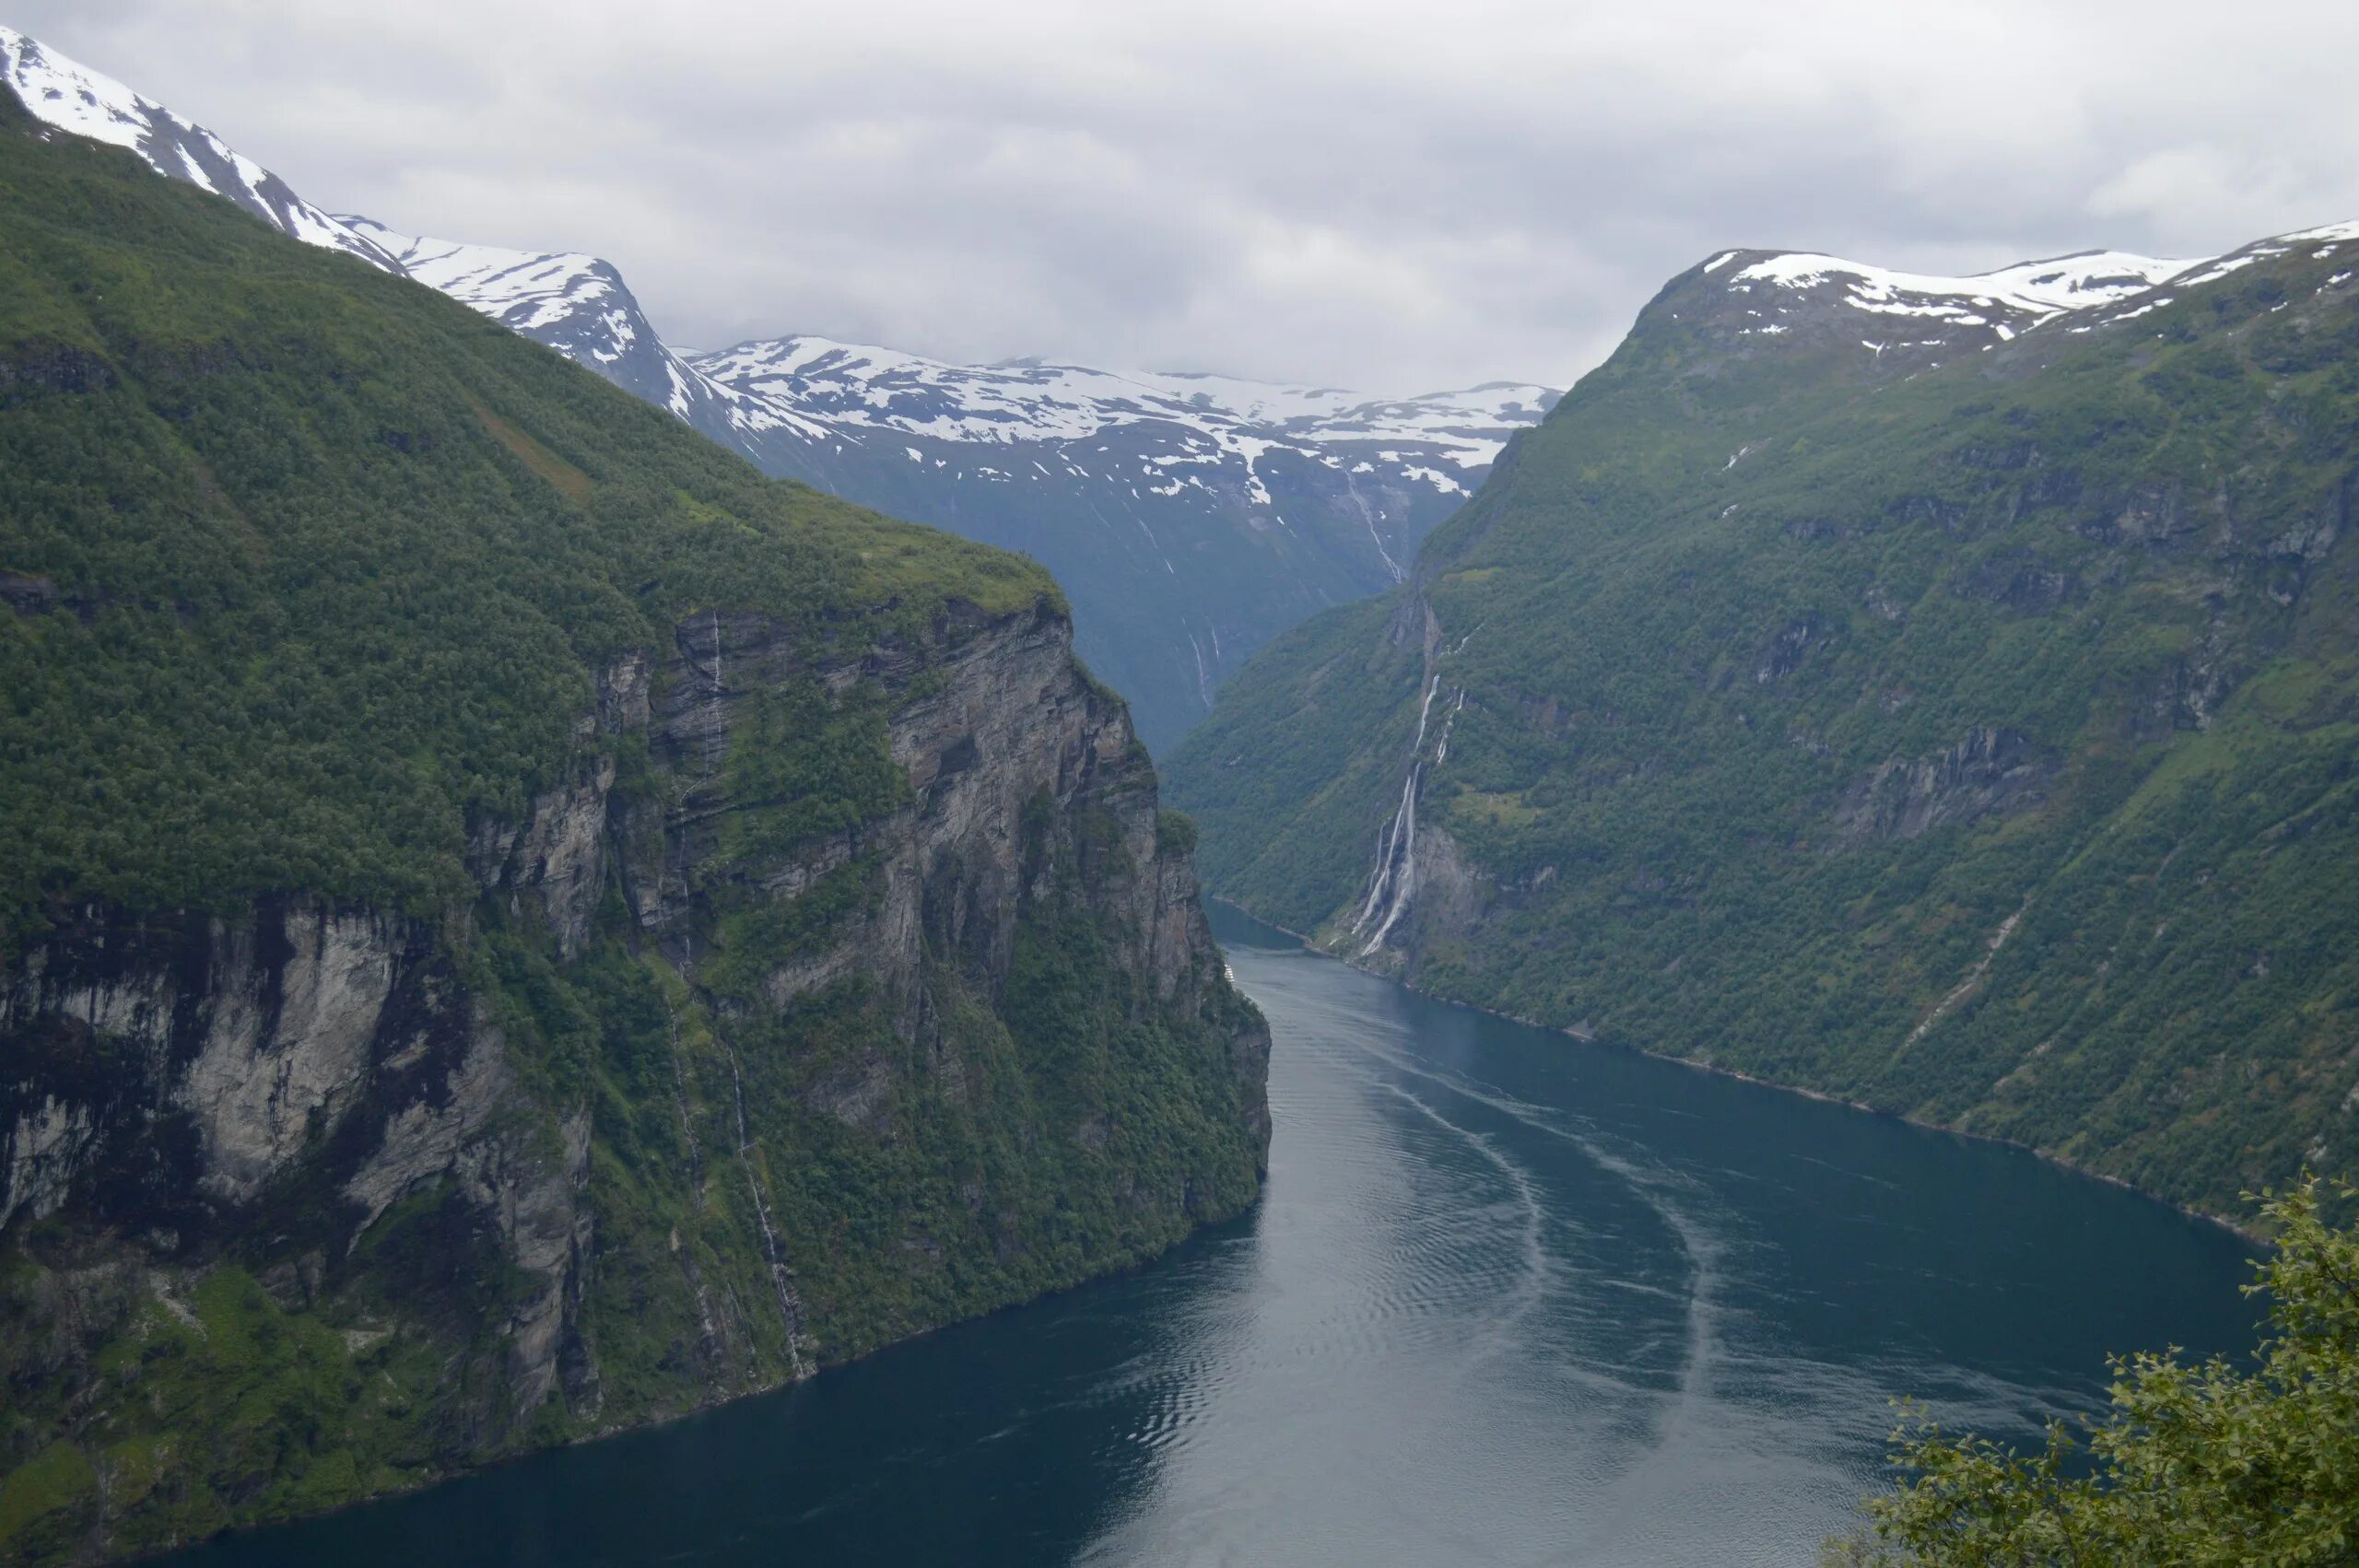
[1168,205,2359,1222]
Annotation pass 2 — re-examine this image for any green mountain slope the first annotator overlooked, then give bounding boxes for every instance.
[0,103,1266,1562]
[1168,224,2359,1220]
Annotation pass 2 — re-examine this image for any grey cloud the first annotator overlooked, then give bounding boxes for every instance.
[10,0,2355,391]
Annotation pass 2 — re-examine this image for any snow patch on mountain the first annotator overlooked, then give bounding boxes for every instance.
[327,212,743,423]
[1731,250,2199,326]
[336,218,627,340]
[1722,228,2359,354]
[2165,223,2359,294]
[689,336,1554,498]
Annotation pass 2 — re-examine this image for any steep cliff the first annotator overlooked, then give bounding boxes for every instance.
[1170,221,2359,1221]
[0,104,1265,1563]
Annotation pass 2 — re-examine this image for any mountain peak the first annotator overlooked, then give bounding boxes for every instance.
[2153,219,2359,295]
[1700,244,2198,354]
[332,215,640,355]
[0,24,403,275]
[1639,240,2207,379]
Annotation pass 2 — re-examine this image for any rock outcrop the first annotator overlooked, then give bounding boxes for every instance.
[1831,728,2056,845]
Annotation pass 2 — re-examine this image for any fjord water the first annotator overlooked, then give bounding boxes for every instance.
[171,907,2254,1567]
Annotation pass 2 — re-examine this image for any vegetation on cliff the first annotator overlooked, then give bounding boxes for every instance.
[1168,227,2359,1220]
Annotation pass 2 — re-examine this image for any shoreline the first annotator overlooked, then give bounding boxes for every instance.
[1204,895,2267,1246]
[123,1181,1266,1562]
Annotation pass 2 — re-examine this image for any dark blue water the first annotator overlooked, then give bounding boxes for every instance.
[168,907,2257,1565]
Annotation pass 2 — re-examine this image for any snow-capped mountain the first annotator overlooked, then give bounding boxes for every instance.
[1660,228,2358,388]
[0,21,1555,743]
[36,21,2351,739]
[2070,220,2359,332]
[0,24,400,275]
[0,25,740,428]
[332,216,731,424]
[676,337,1555,743]
[683,340,1557,736]
[691,337,1553,585]
[693,337,1543,483]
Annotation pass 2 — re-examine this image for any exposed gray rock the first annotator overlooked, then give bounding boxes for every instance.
[1402,823,1488,959]
[0,905,417,1214]
[505,761,616,962]
[1833,728,2057,845]
[177,907,402,1202]
[613,602,1246,1060]
[1,1094,96,1233]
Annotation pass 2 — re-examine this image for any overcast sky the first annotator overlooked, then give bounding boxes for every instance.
[13,0,2359,391]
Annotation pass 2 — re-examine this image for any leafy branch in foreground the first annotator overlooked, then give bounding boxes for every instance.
[1826,1176,2359,1565]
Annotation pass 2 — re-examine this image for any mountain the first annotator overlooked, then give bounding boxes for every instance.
[0,84,1266,1563]
[0,24,1555,747]
[1168,216,2359,1221]
[1693,246,2196,365]
[687,338,1556,743]
[0,24,401,275]
[331,215,737,428]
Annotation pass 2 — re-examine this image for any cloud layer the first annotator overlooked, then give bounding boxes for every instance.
[16,0,2358,391]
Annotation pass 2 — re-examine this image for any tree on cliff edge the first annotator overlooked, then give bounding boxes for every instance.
[1827,1176,2359,1566]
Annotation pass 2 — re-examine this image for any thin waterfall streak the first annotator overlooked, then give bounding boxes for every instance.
[1434,687,1465,765]
[1358,770,1419,956]
[722,1038,809,1377]
[1412,673,1441,747]
[1345,480,1403,580]
[695,608,725,790]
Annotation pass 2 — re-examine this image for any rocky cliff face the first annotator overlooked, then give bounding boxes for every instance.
[0,598,1266,1563]
[0,97,1267,1562]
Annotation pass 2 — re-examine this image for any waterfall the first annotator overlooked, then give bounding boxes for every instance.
[1413,673,1442,747]
[1355,763,1422,956]
[1435,687,1466,765]
[1351,676,1465,958]
[1351,765,1419,934]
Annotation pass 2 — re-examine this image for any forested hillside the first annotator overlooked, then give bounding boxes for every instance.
[0,97,1266,1563]
[1169,222,2359,1219]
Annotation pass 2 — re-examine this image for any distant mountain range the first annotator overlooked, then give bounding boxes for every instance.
[0,23,1555,743]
